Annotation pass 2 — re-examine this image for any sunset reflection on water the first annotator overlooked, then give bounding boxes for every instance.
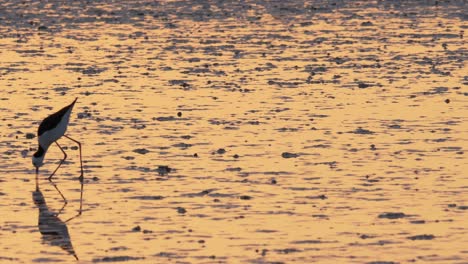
[0,1,466,263]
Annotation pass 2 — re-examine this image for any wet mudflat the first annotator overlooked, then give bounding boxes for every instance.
[0,0,466,263]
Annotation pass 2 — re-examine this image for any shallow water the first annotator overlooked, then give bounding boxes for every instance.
[0,0,467,263]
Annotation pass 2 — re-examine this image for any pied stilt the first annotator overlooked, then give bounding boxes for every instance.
[32,97,84,214]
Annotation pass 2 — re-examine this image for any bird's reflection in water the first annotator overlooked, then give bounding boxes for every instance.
[33,178,80,260]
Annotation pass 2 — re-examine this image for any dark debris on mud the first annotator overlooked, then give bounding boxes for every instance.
[92,256,145,262]
[128,195,164,200]
[378,212,407,219]
[407,234,435,240]
[281,152,299,158]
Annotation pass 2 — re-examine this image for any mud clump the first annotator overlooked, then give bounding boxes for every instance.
[378,212,407,219]
[282,152,299,158]
[157,166,172,176]
[133,148,149,154]
[407,234,435,240]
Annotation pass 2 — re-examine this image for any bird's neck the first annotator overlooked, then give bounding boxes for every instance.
[34,145,46,157]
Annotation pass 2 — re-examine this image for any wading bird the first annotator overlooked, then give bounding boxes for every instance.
[32,97,84,213]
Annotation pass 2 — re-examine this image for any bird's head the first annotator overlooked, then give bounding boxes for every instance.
[32,146,45,169]
[32,154,44,168]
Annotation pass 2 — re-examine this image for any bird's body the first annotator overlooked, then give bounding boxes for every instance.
[34,98,77,163]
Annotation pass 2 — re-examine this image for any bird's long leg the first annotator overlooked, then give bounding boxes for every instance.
[63,135,83,179]
[77,177,84,215]
[47,142,69,209]
[63,135,84,215]
[48,141,68,181]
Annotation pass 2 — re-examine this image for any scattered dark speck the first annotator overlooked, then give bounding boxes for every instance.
[239,195,252,200]
[157,165,171,176]
[129,195,164,200]
[407,234,435,240]
[93,256,145,262]
[21,149,29,158]
[378,212,406,219]
[388,124,401,129]
[292,239,326,244]
[133,148,149,154]
[217,148,226,154]
[353,127,374,134]
[177,207,186,214]
[366,261,398,264]
[358,82,371,88]
[155,252,177,258]
[154,116,176,121]
[132,226,141,232]
[172,143,192,149]
[177,112,182,117]
[361,21,374,26]
[276,248,301,254]
[26,133,35,139]
[282,152,299,158]
[445,99,450,104]
[305,194,327,200]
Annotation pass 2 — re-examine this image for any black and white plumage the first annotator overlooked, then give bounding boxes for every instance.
[32,98,84,181]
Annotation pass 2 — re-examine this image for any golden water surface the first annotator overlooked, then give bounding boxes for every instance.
[0,1,467,263]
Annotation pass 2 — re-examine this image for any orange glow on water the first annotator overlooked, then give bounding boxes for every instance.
[0,1,466,263]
